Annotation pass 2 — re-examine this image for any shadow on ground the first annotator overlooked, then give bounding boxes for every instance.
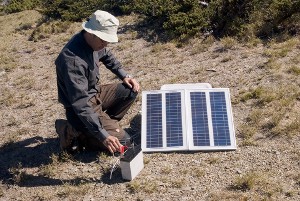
[0,136,61,186]
[0,114,141,187]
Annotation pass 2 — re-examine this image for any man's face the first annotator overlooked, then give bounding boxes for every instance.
[91,35,108,51]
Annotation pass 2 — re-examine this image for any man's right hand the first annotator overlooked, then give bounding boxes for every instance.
[103,135,122,154]
[123,77,140,92]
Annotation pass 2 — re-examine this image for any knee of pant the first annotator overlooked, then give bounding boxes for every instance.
[130,90,138,99]
[117,83,138,100]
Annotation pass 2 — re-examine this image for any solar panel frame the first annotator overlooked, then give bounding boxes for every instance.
[186,88,236,151]
[142,88,236,152]
[142,90,187,152]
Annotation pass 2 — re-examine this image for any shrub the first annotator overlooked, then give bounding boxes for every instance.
[41,0,133,21]
[210,0,300,40]
[3,0,42,13]
[29,20,72,41]
[132,0,300,41]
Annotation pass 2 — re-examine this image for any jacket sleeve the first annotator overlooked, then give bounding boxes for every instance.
[61,52,109,141]
[98,48,127,79]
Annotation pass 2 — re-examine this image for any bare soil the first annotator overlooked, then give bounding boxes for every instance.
[0,10,299,201]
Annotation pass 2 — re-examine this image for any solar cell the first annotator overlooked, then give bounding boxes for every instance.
[146,93,163,148]
[166,92,183,147]
[190,92,210,146]
[210,92,231,146]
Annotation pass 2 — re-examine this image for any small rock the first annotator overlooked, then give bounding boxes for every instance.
[206,69,217,72]
[182,186,191,191]
[275,151,280,155]
[0,70,5,76]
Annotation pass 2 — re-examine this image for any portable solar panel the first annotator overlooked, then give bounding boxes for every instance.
[142,86,236,152]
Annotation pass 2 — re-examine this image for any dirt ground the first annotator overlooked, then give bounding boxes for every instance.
[0,10,299,201]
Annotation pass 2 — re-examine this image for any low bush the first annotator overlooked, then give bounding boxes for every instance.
[2,0,42,13]
[2,0,300,41]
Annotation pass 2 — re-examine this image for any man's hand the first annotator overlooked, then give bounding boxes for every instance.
[123,77,140,92]
[103,136,122,154]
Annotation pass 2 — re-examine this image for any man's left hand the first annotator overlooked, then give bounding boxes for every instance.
[123,77,140,92]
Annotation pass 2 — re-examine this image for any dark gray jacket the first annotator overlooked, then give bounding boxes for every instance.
[55,31,127,140]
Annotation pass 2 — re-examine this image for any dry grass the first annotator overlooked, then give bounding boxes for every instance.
[230,171,284,199]
[192,168,205,178]
[287,65,300,75]
[220,36,238,50]
[207,191,247,201]
[126,180,158,194]
[30,20,72,42]
[57,182,90,198]
[0,88,16,106]
[238,124,257,141]
[190,36,215,54]
[239,83,300,140]
[231,171,259,191]
[160,166,172,174]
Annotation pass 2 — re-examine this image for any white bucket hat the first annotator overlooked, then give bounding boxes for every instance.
[82,10,119,43]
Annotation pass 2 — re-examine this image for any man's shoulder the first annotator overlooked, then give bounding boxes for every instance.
[58,33,90,58]
[64,32,84,51]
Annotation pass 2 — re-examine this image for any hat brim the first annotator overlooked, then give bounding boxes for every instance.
[82,22,118,43]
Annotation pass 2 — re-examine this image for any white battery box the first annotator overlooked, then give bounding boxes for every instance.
[120,145,144,180]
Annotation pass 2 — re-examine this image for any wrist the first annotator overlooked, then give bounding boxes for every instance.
[124,74,133,79]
